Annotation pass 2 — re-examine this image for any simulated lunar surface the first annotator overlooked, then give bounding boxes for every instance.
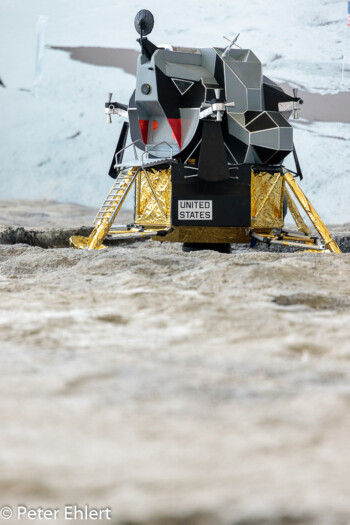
[1,201,350,524]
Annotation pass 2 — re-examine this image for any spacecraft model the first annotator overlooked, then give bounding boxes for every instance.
[70,10,341,253]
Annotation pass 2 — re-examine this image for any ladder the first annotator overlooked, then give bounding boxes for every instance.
[87,167,138,249]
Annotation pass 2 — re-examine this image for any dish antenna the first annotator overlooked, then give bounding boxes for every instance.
[134,10,154,37]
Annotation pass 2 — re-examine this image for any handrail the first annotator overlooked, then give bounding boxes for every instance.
[114,139,142,166]
[142,141,173,167]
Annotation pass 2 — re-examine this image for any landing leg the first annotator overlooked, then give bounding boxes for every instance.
[70,167,138,250]
[284,172,341,253]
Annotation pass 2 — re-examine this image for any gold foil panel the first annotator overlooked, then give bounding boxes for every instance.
[134,168,172,227]
[251,171,284,228]
[153,227,251,244]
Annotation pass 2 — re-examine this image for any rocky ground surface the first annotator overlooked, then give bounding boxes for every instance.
[1,200,350,525]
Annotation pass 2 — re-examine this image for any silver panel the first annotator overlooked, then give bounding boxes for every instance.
[249,128,280,149]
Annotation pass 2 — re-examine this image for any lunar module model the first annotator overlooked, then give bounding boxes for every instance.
[70,10,340,253]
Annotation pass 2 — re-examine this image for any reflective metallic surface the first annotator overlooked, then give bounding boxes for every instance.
[69,235,106,250]
[134,168,172,227]
[157,226,251,244]
[251,171,284,229]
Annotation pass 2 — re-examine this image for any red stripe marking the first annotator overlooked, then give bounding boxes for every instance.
[168,118,182,149]
[139,120,149,144]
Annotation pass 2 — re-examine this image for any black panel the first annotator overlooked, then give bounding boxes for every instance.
[246,112,277,132]
[171,164,251,227]
[224,134,247,164]
[155,66,204,118]
[263,75,284,92]
[254,146,290,165]
[253,145,274,164]
[198,120,230,182]
[245,111,260,125]
[108,121,129,179]
[225,135,248,164]
[263,83,297,112]
[267,150,291,165]
[137,37,158,60]
[205,89,217,102]
[252,165,284,174]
